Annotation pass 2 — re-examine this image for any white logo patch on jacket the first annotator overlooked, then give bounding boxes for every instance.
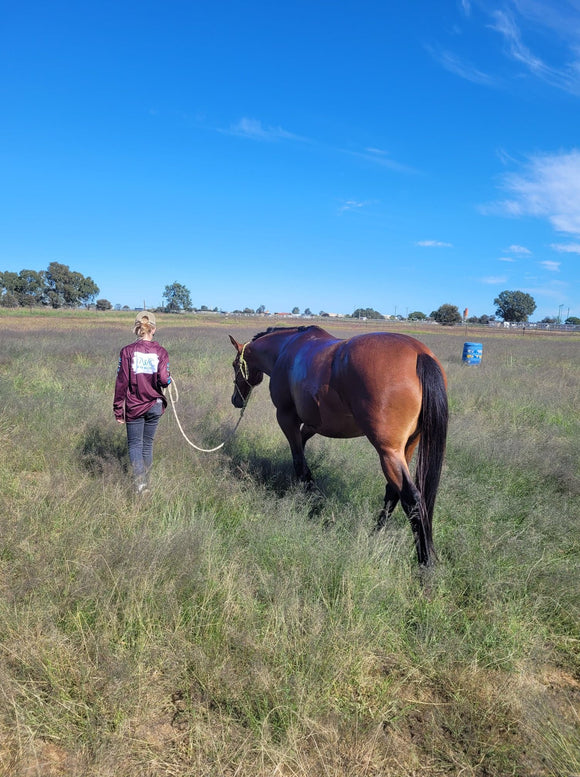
[132,351,160,374]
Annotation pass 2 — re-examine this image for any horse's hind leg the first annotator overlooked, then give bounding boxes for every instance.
[377,448,433,567]
[399,471,433,566]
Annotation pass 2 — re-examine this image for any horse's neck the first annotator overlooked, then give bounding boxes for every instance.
[251,333,289,374]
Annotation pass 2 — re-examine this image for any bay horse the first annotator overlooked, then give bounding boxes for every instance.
[229,326,448,567]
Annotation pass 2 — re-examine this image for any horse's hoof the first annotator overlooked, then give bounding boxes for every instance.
[374,511,389,533]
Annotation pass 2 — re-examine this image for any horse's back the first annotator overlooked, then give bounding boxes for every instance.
[333,332,436,384]
[346,331,433,357]
[329,332,437,444]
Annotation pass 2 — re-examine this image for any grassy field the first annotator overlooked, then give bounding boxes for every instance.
[0,310,578,776]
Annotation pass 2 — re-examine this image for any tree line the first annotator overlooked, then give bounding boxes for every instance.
[352,293,578,325]
[2,267,575,324]
[0,263,99,309]
[353,293,539,324]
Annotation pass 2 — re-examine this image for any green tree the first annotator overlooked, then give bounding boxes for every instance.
[408,311,427,321]
[431,304,462,326]
[0,273,20,308]
[256,304,266,314]
[467,314,495,325]
[0,271,19,296]
[565,316,580,325]
[292,306,300,315]
[15,270,46,306]
[0,292,19,308]
[494,290,536,322]
[44,261,99,308]
[96,299,112,310]
[352,307,384,319]
[304,307,312,316]
[163,281,192,312]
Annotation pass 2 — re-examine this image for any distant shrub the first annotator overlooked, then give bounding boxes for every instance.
[431,303,462,325]
[0,293,19,308]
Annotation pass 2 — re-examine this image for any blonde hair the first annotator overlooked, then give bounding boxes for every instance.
[134,316,156,338]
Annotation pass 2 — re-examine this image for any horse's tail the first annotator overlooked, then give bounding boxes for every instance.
[415,353,448,543]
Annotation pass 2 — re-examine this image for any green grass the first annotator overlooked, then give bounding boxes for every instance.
[0,312,578,776]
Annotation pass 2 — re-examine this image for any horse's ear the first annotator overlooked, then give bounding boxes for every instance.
[229,334,243,353]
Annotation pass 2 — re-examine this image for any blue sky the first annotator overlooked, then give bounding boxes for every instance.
[1,0,579,320]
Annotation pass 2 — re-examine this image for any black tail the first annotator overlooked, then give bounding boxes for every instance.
[415,353,448,549]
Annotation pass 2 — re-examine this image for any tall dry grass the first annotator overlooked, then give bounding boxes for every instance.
[0,311,578,776]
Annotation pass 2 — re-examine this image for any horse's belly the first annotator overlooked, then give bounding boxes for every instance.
[317,415,363,439]
[299,390,363,438]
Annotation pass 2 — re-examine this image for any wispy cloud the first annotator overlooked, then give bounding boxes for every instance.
[487,150,580,236]
[427,47,494,86]
[551,242,580,254]
[339,200,368,213]
[539,260,560,271]
[223,117,305,142]
[434,2,580,96]
[343,146,417,174]
[498,256,517,262]
[490,5,580,95]
[523,281,569,300]
[480,275,508,284]
[416,240,453,248]
[507,244,531,254]
[490,10,546,74]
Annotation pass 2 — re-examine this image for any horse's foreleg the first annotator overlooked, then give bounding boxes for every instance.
[376,481,400,531]
[276,408,313,483]
[301,424,316,449]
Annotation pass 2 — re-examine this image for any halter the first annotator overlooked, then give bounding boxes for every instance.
[233,342,253,405]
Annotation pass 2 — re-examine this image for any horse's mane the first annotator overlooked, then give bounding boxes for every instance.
[251,325,312,342]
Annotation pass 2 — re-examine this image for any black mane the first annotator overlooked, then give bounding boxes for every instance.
[252,325,312,342]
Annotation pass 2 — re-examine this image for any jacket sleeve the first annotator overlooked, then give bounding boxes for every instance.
[113,349,130,420]
[157,348,171,389]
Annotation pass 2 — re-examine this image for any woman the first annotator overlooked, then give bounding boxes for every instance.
[114,311,171,493]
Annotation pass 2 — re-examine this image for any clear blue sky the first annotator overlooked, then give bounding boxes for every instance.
[2,0,579,320]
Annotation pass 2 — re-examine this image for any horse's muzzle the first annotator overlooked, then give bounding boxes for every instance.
[231,390,244,409]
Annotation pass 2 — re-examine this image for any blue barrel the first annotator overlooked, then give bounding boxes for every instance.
[462,342,483,365]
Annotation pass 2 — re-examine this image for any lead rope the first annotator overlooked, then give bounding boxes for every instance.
[166,345,252,453]
[166,378,249,453]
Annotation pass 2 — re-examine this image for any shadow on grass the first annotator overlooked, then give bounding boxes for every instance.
[227,446,297,498]
[225,440,383,524]
[77,425,129,476]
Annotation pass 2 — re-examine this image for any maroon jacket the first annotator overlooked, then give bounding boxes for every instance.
[113,339,171,422]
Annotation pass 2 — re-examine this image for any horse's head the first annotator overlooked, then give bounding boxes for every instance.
[229,335,264,408]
